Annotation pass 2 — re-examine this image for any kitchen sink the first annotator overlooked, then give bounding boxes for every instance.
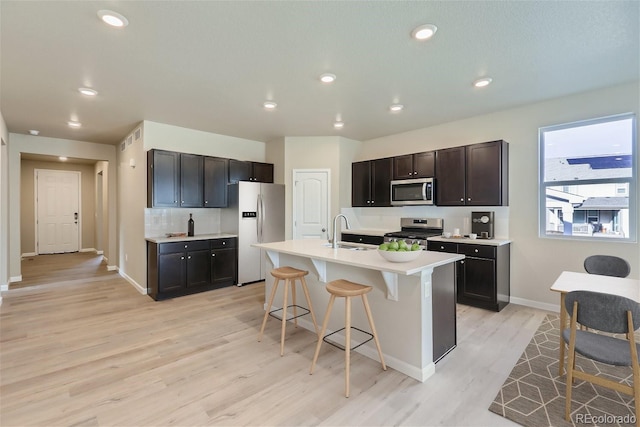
[322,242,374,251]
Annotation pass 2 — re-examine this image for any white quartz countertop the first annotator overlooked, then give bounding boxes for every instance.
[146,233,237,244]
[253,239,463,275]
[427,236,511,246]
[341,228,398,237]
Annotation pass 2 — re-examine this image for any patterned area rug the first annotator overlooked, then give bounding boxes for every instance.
[489,313,636,427]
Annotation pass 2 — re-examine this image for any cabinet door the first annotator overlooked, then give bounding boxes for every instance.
[158,252,186,292]
[252,162,274,183]
[413,151,435,178]
[186,249,211,288]
[180,154,204,207]
[211,248,237,286]
[228,159,251,183]
[435,147,465,206]
[351,161,371,207]
[466,140,505,206]
[459,257,496,303]
[393,154,414,179]
[149,150,180,207]
[371,157,392,206]
[204,157,228,208]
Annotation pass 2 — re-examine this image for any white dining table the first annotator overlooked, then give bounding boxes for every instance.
[550,270,640,376]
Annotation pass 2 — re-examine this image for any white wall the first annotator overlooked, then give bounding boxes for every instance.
[0,112,9,294]
[357,81,640,309]
[7,134,117,282]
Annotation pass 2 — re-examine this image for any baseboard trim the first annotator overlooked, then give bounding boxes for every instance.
[9,275,22,283]
[106,265,117,271]
[509,296,559,313]
[80,248,97,253]
[119,270,147,295]
[21,252,37,258]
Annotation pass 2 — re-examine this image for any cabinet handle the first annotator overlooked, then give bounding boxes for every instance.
[188,256,191,259]
[409,172,413,176]
[222,241,226,245]
[460,260,464,264]
[181,256,185,260]
[205,200,208,204]
[212,253,215,257]
[414,171,417,174]
[460,198,464,202]
[440,246,445,249]
[184,245,188,248]
[474,249,479,253]
[468,198,472,201]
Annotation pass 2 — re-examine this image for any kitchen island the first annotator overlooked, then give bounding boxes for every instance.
[252,239,464,382]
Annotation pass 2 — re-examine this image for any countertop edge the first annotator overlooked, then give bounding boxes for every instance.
[146,233,238,244]
[427,236,511,246]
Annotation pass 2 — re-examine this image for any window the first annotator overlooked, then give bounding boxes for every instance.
[539,113,636,241]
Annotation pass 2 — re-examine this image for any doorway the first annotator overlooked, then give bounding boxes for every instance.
[292,169,330,240]
[35,169,80,254]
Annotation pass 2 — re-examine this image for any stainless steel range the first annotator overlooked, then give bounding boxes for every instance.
[384,217,444,248]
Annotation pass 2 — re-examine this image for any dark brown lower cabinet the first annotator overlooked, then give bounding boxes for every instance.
[148,237,237,300]
[428,241,510,312]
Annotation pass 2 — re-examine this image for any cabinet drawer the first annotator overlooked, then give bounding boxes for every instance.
[210,238,236,249]
[160,240,209,254]
[342,233,384,245]
[457,244,496,259]
[428,241,457,253]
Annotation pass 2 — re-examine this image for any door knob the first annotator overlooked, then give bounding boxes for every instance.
[321,228,326,232]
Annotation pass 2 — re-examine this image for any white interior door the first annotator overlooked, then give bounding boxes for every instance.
[36,169,80,254]
[293,169,330,239]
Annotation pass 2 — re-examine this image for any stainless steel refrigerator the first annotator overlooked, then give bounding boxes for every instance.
[221,182,285,285]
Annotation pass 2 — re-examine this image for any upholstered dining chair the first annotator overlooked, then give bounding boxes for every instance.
[563,290,640,426]
[584,255,631,278]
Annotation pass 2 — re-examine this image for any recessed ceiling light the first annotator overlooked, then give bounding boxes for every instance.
[390,104,404,112]
[67,121,82,128]
[29,130,39,136]
[97,10,129,27]
[473,77,493,88]
[411,24,437,40]
[320,73,336,83]
[59,156,68,161]
[334,121,344,129]
[263,101,277,109]
[78,87,98,96]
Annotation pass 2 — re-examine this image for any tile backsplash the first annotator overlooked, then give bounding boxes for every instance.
[145,208,221,237]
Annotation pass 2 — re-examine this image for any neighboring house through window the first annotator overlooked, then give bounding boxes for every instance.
[539,113,637,241]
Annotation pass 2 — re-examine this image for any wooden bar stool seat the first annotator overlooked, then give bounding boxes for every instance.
[258,266,319,356]
[309,279,386,397]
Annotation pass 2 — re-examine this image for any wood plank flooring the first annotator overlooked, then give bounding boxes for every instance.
[1,253,549,426]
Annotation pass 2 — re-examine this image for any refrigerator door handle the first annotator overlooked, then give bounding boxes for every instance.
[260,193,265,242]
[257,193,263,242]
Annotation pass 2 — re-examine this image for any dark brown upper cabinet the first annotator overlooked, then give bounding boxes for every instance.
[352,157,393,207]
[228,159,274,183]
[148,149,180,208]
[435,140,508,206]
[203,156,228,208]
[393,151,435,180]
[180,153,204,208]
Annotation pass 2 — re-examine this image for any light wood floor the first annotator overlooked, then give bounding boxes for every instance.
[1,253,549,426]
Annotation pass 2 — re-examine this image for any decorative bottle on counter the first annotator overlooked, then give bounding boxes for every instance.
[188,213,194,237]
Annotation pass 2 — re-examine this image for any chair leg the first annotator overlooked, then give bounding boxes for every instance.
[258,277,280,342]
[362,294,386,370]
[300,276,320,337]
[291,278,298,328]
[280,278,289,356]
[310,294,335,374]
[565,302,578,422]
[558,293,567,377]
[345,296,351,398]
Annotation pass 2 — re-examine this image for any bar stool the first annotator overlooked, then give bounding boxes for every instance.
[309,279,386,397]
[258,266,319,356]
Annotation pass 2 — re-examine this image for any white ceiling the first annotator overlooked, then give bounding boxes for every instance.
[1,1,638,146]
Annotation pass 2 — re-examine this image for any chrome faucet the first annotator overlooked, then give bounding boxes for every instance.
[331,214,351,249]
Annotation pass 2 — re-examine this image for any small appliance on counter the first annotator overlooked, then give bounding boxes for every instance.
[471,211,494,239]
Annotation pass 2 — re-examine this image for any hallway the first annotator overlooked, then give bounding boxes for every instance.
[12,252,116,290]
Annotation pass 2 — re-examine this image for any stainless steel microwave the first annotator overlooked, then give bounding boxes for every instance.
[390,178,435,206]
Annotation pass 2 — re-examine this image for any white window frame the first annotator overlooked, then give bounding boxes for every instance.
[538,113,637,242]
